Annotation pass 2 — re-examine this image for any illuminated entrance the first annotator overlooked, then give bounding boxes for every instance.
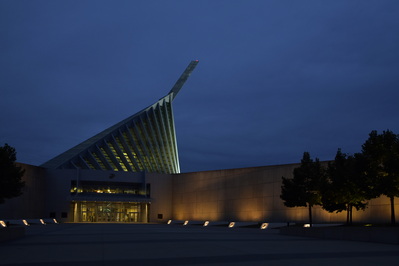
[72,202,149,223]
[70,180,151,222]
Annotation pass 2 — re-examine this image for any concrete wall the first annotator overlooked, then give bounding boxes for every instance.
[0,163,46,219]
[44,168,76,222]
[352,195,399,224]
[3,163,398,224]
[172,165,299,222]
[172,164,399,224]
[146,173,173,223]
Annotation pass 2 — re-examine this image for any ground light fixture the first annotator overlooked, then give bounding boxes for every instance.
[53,219,59,224]
[22,220,30,226]
[228,222,235,228]
[260,223,269,229]
[0,221,6,227]
[203,221,209,226]
[303,224,311,227]
[183,220,189,226]
[40,219,46,225]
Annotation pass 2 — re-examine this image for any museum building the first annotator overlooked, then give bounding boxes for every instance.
[1,61,398,224]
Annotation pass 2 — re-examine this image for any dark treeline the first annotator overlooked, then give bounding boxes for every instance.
[0,143,25,204]
[280,130,399,226]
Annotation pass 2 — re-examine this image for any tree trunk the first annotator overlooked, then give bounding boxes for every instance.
[349,204,353,225]
[390,196,396,225]
[346,205,350,225]
[308,205,312,227]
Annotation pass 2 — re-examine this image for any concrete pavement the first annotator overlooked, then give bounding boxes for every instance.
[1,223,399,265]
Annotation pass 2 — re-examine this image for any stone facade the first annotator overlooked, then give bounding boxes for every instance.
[172,164,399,224]
[1,163,398,224]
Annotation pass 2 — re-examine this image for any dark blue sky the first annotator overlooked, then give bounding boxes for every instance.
[1,1,399,173]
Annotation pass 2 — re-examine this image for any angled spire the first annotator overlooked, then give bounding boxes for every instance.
[168,60,199,100]
[40,60,199,173]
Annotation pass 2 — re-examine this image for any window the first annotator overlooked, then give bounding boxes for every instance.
[70,181,145,195]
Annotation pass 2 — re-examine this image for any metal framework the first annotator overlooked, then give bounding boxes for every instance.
[41,60,198,174]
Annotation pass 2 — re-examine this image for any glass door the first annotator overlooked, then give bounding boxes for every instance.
[129,212,139,222]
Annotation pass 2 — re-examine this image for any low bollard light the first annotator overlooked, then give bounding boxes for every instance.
[0,220,6,227]
[203,221,209,227]
[22,220,30,226]
[260,223,269,229]
[183,220,189,226]
[228,222,235,228]
[167,220,172,225]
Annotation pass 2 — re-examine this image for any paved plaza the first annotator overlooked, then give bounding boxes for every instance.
[1,223,399,265]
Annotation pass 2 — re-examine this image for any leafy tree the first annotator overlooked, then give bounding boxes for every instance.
[321,149,368,224]
[361,130,399,225]
[281,152,325,226]
[0,143,25,204]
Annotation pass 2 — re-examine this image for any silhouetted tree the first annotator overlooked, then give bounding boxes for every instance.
[361,130,399,225]
[321,149,368,224]
[0,143,25,204]
[281,152,325,226]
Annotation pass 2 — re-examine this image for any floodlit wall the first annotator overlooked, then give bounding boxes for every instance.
[172,164,399,224]
[172,165,299,222]
[3,163,398,224]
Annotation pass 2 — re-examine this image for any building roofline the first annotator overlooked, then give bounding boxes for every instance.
[41,61,199,170]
